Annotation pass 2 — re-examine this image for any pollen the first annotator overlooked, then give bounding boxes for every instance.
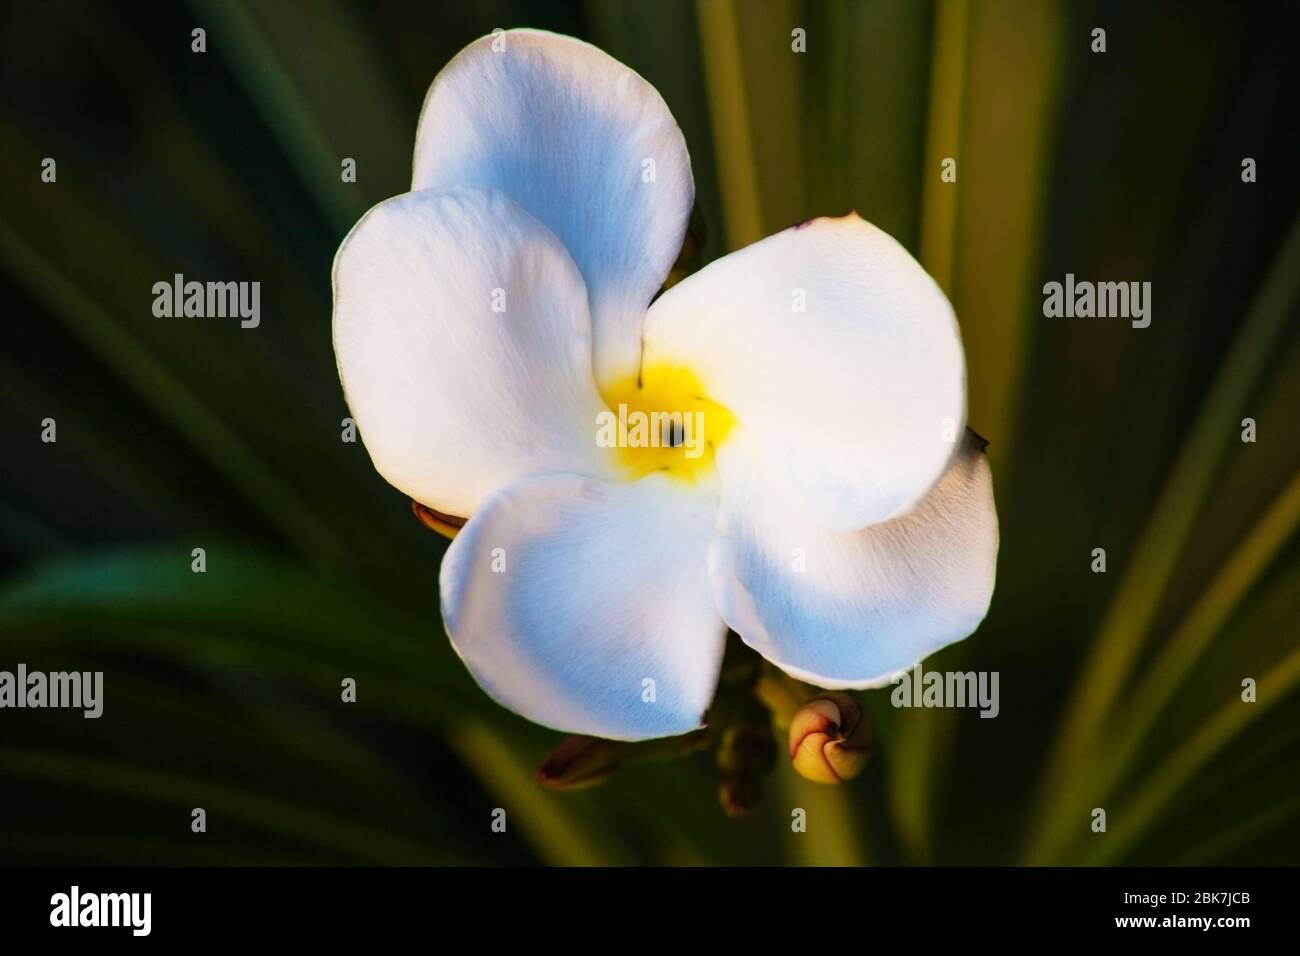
[596,364,736,483]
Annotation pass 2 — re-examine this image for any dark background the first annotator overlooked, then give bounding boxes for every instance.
[1,0,1298,865]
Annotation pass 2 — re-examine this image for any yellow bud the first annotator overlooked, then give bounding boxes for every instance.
[411,500,466,540]
[788,692,871,784]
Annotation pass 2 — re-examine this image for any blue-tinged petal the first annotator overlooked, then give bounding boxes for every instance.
[332,185,618,518]
[412,29,694,388]
[708,428,998,688]
[644,213,967,532]
[441,472,726,740]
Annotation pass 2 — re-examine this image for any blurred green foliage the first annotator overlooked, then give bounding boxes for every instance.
[1,0,1298,865]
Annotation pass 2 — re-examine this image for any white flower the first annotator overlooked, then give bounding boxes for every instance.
[332,29,998,742]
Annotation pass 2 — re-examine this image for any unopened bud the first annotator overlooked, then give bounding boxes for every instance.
[537,735,622,790]
[715,720,775,816]
[411,500,466,540]
[717,721,776,777]
[719,774,763,817]
[788,692,871,784]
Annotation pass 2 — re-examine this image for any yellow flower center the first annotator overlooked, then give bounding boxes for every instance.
[598,364,735,483]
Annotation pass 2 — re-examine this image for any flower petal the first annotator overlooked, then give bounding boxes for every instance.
[412,28,694,386]
[440,472,726,740]
[643,214,966,531]
[332,185,617,518]
[708,428,998,689]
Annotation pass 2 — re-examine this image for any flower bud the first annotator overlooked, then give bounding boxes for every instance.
[788,692,871,784]
[411,500,466,540]
[715,720,776,816]
[716,722,776,777]
[719,774,763,817]
[537,735,623,790]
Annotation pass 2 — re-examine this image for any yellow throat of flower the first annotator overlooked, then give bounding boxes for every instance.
[598,364,736,483]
